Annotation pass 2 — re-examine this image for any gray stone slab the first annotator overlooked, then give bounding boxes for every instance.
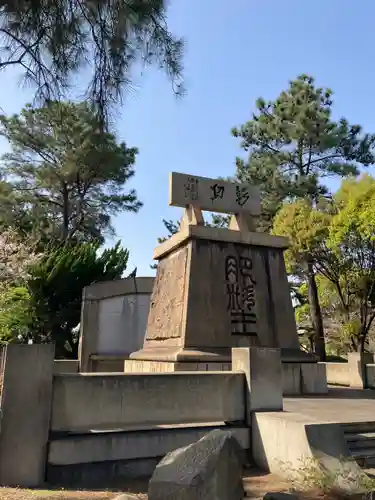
[48,425,250,465]
[301,363,328,394]
[169,172,261,215]
[0,344,54,487]
[50,372,245,431]
[232,348,283,421]
[348,352,374,389]
[282,363,301,396]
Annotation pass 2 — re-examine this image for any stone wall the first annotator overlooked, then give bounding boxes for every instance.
[0,345,284,488]
[325,362,349,386]
[324,355,375,388]
[50,371,245,431]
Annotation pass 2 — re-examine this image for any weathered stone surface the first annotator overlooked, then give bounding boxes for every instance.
[169,171,261,215]
[148,429,244,500]
[146,245,188,341]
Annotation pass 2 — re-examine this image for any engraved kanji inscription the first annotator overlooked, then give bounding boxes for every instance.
[210,183,225,202]
[235,185,250,207]
[184,176,199,201]
[225,254,257,337]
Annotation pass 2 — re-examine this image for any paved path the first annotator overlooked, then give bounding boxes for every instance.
[284,387,375,423]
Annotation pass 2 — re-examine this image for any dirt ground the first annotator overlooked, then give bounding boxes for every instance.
[0,472,282,500]
[0,470,365,500]
[0,480,148,500]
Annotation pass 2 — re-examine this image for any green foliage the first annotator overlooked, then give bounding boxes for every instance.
[272,199,331,274]
[157,219,180,244]
[0,101,142,243]
[26,241,129,358]
[277,176,375,353]
[0,285,33,344]
[326,175,375,351]
[273,200,333,359]
[330,174,375,244]
[210,214,230,228]
[0,0,184,125]
[280,456,375,496]
[233,74,375,230]
[295,283,310,325]
[294,276,354,356]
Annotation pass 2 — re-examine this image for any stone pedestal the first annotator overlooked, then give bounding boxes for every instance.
[126,225,311,373]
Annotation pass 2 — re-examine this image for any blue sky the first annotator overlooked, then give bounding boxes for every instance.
[2,0,375,275]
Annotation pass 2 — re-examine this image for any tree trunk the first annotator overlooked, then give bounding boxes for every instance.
[358,322,368,353]
[62,183,69,240]
[307,260,326,361]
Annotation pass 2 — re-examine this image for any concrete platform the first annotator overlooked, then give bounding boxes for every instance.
[284,386,375,423]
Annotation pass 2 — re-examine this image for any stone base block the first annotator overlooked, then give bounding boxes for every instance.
[232,348,283,416]
[282,363,301,395]
[348,352,374,389]
[125,359,327,396]
[124,360,232,373]
[90,356,127,373]
[282,363,328,396]
[302,363,328,394]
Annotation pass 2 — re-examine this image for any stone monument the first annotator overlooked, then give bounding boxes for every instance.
[125,172,316,373]
[79,276,154,372]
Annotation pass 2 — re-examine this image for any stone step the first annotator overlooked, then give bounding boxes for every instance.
[342,422,375,434]
[346,432,375,441]
[351,448,375,468]
[346,432,375,450]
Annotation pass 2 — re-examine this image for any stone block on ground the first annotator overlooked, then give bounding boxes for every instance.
[148,429,244,500]
[348,352,374,389]
[232,347,283,418]
[301,363,328,394]
[282,363,301,396]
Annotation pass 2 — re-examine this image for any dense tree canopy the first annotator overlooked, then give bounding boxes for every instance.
[0,101,142,244]
[233,74,375,360]
[275,175,375,353]
[0,0,184,125]
[327,175,375,352]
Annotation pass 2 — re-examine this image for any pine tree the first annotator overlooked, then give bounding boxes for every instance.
[0,100,142,244]
[0,0,184,125]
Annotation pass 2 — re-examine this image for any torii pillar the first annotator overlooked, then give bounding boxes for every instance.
[125,172,316,373]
